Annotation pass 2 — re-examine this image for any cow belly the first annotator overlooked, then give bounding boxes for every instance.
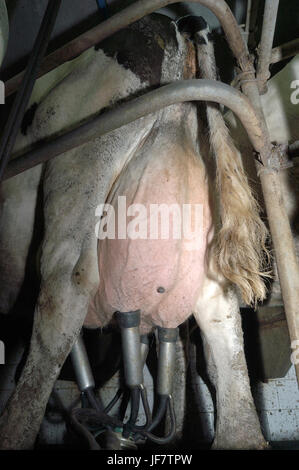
[85,140,212,332]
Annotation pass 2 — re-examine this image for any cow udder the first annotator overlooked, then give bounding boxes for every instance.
[85,140,212,333]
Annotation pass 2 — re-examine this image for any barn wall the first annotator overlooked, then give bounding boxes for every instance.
[193,366,299,445]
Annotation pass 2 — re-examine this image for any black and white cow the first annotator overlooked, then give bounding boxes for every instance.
[0,12,298,450]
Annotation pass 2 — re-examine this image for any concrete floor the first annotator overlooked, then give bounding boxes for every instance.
[0,338,298,448]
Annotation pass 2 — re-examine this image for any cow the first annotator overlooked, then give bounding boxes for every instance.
[0,12,297,450]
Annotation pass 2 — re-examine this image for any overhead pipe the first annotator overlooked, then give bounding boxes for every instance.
[256,0,280,94]
[271,37,299,64]
[1,0,274,98]
[3,79,277,180]
[244,0,252,44]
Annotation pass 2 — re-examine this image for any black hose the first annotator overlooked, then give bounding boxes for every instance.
[104,388,123,414]
[129,394,168,435]
[70,409,101,450]
[129,384,152,434]
[85,387,105,413]
[141,396,176,445]
[81,391,90,409]
[147,395,168,432]
[0,0,62,182]
[129,387,140,424]
[129,395,176,445]
[123,387,140,438]
[118,388,130,422]
[140,385,152,429]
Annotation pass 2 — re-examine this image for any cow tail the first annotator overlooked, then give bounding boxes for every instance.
[195,18,271,306]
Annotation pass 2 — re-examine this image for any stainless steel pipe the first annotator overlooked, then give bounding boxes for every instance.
[115,310,143,388]
[70,334,95,392]
[256,0,280,94]
[157,327,178,396]
[4,79,274,180]
[271,38,299,64]
[3,0,267,98]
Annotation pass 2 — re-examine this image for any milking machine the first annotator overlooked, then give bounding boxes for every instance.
[69,311,178,450]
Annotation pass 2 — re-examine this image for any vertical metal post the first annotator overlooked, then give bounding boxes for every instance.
[245,0,252,34]
[244,0,252,44]
[238,8,299,386]
[256,0,280,93]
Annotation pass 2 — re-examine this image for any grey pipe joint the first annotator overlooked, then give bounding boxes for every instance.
[70,334,95,392]
[115,310,143,388]
[157,327,178,396]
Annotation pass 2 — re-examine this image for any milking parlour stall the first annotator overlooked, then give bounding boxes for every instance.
[0,0,299,461]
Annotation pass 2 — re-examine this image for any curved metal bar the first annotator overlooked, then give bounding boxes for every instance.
[4,79,268,181]
[271,38,299,64]
[4,0,250,98]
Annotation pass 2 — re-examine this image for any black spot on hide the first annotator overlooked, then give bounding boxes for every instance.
[94,14,179,87]
[177,15,213,45]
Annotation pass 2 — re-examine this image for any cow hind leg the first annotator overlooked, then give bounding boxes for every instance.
[0,167,42,314]
[193,277,268,450]
[0,154,104,449]
[0,235,98,449]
